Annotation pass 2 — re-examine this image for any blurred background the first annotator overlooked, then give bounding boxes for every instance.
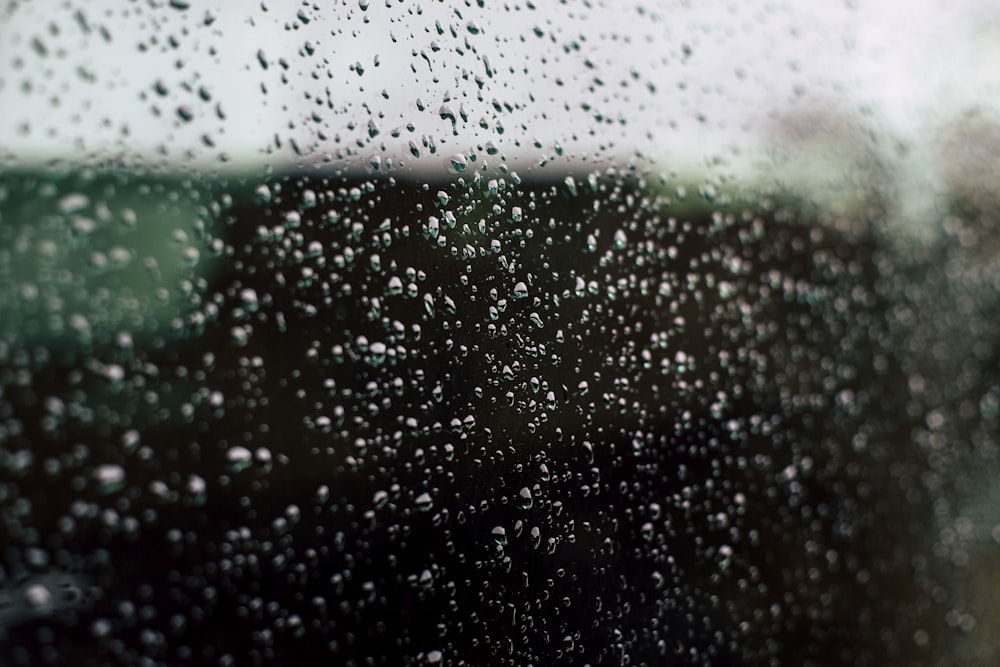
[3,0,1000,194]
[4,1,1000,665]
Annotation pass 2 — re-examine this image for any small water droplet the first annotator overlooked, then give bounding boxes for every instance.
[564,176,577,196]
[93,464,126,495]
[226,445,253,472]
[447,153,468,173]
[240,288,259,312]
[230,326,249,347]
[24,584,53,610]
[415,492,433,511]
[58,193,89,214]
[186,475,207,505]
[641,522,655,541]
[121,429,141,454]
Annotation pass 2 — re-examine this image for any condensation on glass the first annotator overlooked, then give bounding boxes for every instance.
[2,1,1000,665]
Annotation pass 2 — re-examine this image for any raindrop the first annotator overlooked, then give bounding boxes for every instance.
[93,464,126,495]
[57,193,89,214]
[446,154,468,173]
[415,492,433,511]
[230,326,249,347]
[23,584,53,611]
[226,445,253,472]
[186,475,207,505]
[121,429,141,454]
[240,288,259,312]
[564,176,577,196]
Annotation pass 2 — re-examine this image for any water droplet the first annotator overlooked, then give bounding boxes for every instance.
[23,584,53,610]
[447,153,468,173]
[425,216,440,239]
[240,288,259,312]
[368,341,387,365]
[641,522,655,541]
[439,105,456,124]
[121,429,141,454]
[93,464,126,495]
[186,474,207,505]
[415,492,433,511]
[230,326,249,347]
[564,176,578,196]
[91,619,113,639]
[386,275,403,295]
[226,445,253,472]
[58,193,89,214]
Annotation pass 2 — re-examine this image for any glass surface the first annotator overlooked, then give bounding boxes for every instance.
[2,1,1000,664]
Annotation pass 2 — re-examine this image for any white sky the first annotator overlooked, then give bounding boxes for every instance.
[1,0,998,184]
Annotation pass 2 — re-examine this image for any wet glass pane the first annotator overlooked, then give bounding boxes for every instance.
[2,1,1000,665]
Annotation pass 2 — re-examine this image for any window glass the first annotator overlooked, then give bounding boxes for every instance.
[2,1,1000,664]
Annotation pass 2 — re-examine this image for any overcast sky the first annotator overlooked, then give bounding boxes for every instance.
[2,0,998,183]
